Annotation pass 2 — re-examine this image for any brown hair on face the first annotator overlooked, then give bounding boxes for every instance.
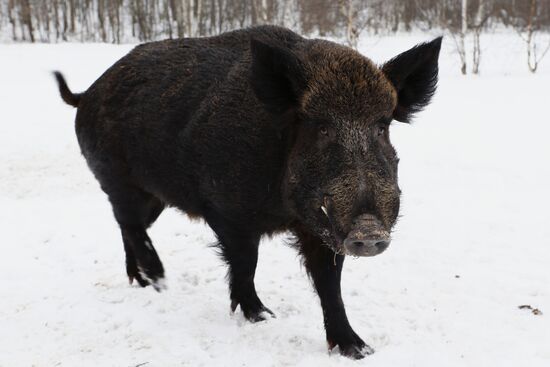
[299,40,397,123]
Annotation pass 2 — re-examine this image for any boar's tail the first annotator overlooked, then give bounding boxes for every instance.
[53,71,81,107]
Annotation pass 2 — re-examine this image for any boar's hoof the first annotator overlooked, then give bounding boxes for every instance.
[127,261,151,288]
[128,273,150,288]
[149,277,168,292]
[126,244,166,292]
[342,344,374,360]
[231,299,276,322]
[138,263,166,292]
[246,306,276,323]
[127,263,166,292]
[328,332,374,359]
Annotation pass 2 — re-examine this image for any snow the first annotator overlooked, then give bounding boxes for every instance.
[1,32,549,366]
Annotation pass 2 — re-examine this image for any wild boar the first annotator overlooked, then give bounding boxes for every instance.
[54,25,441,358]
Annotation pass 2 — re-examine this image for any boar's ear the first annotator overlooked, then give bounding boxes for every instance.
[382,37,442,123]
[250,37,307,115]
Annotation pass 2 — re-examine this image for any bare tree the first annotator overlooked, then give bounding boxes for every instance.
[97,0,106,42]
[7,0,17,40]
[523,0,550,72]
[339,0,371,49]
[471,0,493,74]
[501,0,550,72]
[458,0,468,74]
[0,0,549,54]
[20,0,35,42]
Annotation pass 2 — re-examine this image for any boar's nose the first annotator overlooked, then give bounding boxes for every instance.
[344,237,390,257]
[343,214,391,257]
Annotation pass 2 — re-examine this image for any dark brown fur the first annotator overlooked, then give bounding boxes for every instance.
[54,26,441,359]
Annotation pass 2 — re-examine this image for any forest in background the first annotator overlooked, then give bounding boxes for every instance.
[1,0,550,73]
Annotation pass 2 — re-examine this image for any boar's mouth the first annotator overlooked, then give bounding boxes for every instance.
[317,195,347,253]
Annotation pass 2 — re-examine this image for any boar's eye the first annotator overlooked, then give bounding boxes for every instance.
[315,122,333,143]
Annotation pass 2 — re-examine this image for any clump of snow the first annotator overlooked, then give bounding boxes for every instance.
[1,33,549,366]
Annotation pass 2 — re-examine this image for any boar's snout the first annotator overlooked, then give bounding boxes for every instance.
[344,237,390,257]
[344,214,391,257]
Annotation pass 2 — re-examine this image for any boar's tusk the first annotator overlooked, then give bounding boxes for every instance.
[320,205,328,217]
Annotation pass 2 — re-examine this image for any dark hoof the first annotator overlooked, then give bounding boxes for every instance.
[336,343,374,360]
[231,299,276,322]
[245,305,276,322]
[137,266,166,292]
[128,272,150,288]
[127,258,150,288]
[328,331,374,359]
[127,258,166,292]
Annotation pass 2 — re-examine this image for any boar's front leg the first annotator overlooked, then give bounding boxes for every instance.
[297,231,374,359]
[204,210,275,322]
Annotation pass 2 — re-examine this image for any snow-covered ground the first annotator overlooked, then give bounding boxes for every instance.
[1,32,549,366]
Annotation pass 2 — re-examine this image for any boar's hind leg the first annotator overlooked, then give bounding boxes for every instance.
[107,186,166,291]
[205,211,274,322]
[297,231,374,359]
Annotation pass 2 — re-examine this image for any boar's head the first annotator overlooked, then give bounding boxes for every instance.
[250,36,442,256]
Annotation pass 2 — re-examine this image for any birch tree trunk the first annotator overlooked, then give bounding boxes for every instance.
[340,0,357,49]
[98,0,107,42]
[20,0,35,42]
[459,0,468,74]
[7,0,17,41]
[472,0,485,74]
[523,0,549,73]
